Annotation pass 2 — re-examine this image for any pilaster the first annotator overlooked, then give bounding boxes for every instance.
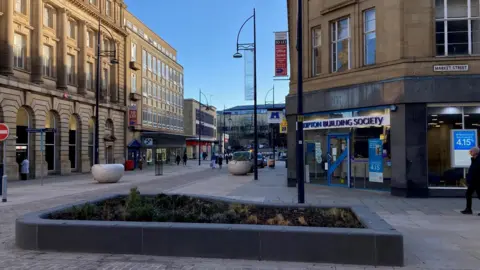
[0,0,14,75]
[31,0,44,84]
[57,8,69,90]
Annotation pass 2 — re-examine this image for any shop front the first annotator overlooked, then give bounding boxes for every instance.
[129,132,187,167]
[303,107,392,191]
[287,82,480,197]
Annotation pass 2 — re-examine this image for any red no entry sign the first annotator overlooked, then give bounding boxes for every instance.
[0,123,9,141]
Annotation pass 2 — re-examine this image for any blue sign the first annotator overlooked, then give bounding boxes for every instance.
[368,139,383,183]
[26,128,57,133]
[270,112,280,120]
[453,130,476,150]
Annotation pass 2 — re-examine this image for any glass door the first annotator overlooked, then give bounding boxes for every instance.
[327,134,350,187]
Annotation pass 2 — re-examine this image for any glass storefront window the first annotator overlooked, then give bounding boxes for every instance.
[427,106,475,188]
[303,107,391,191]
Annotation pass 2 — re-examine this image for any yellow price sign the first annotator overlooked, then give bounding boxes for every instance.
[280,119,288,134]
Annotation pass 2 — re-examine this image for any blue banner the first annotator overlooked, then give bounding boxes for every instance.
[368,139,383,183]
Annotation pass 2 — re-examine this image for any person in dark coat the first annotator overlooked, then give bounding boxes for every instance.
[183,153,188,166]
[176,155,181,166]
[218,155,223,169]
[462,147,480,215]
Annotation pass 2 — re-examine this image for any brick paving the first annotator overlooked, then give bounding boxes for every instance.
[0,161,478,269]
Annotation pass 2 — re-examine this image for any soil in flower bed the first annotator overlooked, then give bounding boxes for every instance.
[47,188,364,228]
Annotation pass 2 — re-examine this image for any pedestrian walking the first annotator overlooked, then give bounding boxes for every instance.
[176,155,181,166]
[210,153,217,169]
[138,157,143,170]
[183,153,188,166]
[462,146,480,215]
[20,157,29,180]
[218,155,223,169]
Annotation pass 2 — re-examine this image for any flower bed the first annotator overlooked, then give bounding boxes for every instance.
[48,188,363,228]
[16,188,403,266]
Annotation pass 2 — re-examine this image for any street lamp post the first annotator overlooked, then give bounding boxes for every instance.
[198,89,210,166]
[233,9,258,180]
[265,86,275,162]
[94,18,118,165]
[296,0,305,203]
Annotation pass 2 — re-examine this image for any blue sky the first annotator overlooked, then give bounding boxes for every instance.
[124,0,289,110]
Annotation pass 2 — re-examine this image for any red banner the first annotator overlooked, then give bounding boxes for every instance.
[128,106,137,126]
[275,31,288,77]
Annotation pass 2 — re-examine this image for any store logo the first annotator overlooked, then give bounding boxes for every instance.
[304,115,389,130]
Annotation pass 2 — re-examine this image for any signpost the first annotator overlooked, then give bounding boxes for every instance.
[451,129,477,168]
[0,123,9,202]
[26,128,57,186]
[368,139,384,183]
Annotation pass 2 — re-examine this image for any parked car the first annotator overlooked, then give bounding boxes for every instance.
[256,153,267,168]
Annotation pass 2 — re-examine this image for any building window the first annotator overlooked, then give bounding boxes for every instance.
[147,53,152,71]
[157,59,161,77]
[106,0,112,16]
[131,73,137,93]
[142,49,147,72]
[43,5,54,28]
[331,17,350,72]
[13,33,26,69]
[15,0,26,14]
[364,9,376,65]
[68,20,76,39]
[67,54,75,84]
[436,0,480,56]
[87,30,95,48]
[86,62,93,90]
[131,43,137,62]
[42,45,53,77]
[427,106,465,187]
[152,56,157,78]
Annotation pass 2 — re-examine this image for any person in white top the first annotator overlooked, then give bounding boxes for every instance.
[21,158,29,180]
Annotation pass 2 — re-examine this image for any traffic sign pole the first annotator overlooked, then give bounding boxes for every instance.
[0,123,9,203]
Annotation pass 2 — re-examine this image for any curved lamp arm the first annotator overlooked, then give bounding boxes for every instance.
[235,14,254,52]
[264,87,274,105]
[99,19,117,60]
[199,90,210,109]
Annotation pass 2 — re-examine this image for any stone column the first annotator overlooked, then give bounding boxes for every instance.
[3,105,19,180]
[59,112,71,175]
[57,8,68,90]
[0,0,14,75]
[31,0,44,84]
[77,20,87,95]
[390,103,428,197]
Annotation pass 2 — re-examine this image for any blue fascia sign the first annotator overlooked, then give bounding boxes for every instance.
[304,115,390,130]
[368,139,384,183]
[451,129,477,167]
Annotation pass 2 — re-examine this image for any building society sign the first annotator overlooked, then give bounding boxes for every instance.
[303,115,390,130]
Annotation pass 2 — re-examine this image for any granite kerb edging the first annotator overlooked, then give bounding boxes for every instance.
[15,193,404,266]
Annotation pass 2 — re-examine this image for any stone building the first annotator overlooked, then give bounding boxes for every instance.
[124,11,185,167]
[287,0,480,197]
[0,0,127,181]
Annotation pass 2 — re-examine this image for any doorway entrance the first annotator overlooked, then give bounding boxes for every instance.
[327,134,350,187]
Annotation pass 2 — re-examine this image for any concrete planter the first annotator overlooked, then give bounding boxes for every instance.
[91,164,124,183]
[228,161,252,175]
[16,195,403,266]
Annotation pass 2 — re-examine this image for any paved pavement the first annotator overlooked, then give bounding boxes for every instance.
[0,161,479,269]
